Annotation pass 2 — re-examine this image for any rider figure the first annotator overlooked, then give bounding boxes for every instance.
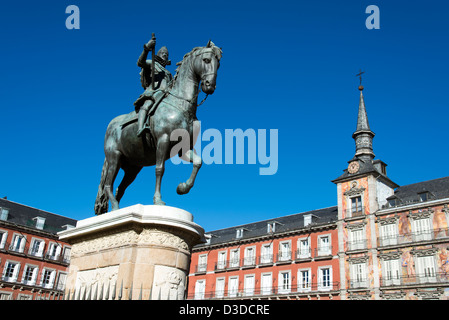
[134,38,173,137]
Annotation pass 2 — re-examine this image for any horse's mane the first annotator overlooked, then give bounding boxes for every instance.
[173,42,222,82]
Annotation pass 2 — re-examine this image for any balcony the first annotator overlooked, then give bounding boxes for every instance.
[276,251,292,264]
[186,282,340,300]
[0,241,70,265]
[347,240,368,252]
[380,272,449,288]
[345,207,366,219]
[377,228,449,248]
[349,278,369,289]
[315,246,333,259]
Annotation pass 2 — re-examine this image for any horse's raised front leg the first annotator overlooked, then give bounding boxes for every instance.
[154,133,170,205]
[177,148,202,195]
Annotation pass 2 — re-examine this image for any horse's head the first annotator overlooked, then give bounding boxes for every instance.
[192,40,222,94]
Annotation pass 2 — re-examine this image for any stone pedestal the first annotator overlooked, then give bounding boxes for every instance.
[58,204,205,300]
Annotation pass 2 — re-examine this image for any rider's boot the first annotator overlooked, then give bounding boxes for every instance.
[137,101,153,137]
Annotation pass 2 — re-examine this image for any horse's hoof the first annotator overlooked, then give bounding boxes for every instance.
[154,198,166,206]
[176,183,189,195]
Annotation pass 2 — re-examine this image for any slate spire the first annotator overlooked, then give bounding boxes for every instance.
[352,84,375,161]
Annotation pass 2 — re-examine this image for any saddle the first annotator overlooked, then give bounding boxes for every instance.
[121,90,168,129]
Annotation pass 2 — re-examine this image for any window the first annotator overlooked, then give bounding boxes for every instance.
[349,228,366,250]
[10,234,26,253]
[380,223,398,246]
[0,208,9,221]
[297,238,310,259]
[56,272,68,291]
[351,196,363,215]
[34,217,46,230]
[0,230,7,250]
[261,273,272,295]
[62,247,71,263]
[228,276,239,297]
[278,241,291,261]
[0,293,12,300]
[278,271,291,294]
[318,235,331,256]
[412,217,432,241]
[215,278,225,298]
[382,259,401,286]
[46,242,61,260]
[243,274,255,296]
[416,255,436,283]
[418,192,429,202]
[41,268,56,289]
[318,267,332,291]
[267,223,276,233]
[229,249,240,268]
[22,265,38,285]
[303,214,312,226]
[2,261,20,282]
[260,243,273,264]
[194,279,206,300]
[298,269,311,292]
[350,263,367,288]
[217,251,227,270]
[197,254,207,272]
[29,238,45,257]
[244,247,256,266]
[236,228,244,239]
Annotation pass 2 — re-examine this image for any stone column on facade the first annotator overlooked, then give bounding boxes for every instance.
[58,204,205,300]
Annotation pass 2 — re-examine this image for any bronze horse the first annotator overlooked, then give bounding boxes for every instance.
[94,41,222,215]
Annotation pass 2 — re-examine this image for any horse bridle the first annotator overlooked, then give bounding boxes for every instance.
[168,52,218,107]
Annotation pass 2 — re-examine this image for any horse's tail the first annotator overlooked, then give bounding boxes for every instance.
[94,158,109,215]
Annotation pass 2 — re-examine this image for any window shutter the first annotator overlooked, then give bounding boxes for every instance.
[12,263,20,281]
[31,267,38,285]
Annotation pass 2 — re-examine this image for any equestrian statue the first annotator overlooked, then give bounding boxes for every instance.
[94,34,222,215]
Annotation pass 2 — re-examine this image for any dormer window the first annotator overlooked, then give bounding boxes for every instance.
[33,217,46,230]
[0,208,9,221]
[236,228,244,239]
[418,192,429,202]
[304,214,312,226]
[388,196,399,208]
[267,222,276,233]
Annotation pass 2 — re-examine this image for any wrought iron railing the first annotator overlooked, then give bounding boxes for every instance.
[377,228,449,247]
[186,282,340,300]
[380,272,449,287]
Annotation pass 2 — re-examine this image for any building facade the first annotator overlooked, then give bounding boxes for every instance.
[187,84,449,300]
[187,207,340,300]
[0,198,77,300]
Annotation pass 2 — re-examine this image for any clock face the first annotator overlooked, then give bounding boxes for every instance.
[348,161,360,174]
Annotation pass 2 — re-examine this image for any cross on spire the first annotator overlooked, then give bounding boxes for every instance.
[356,69,365,91]
[356,69,365,85]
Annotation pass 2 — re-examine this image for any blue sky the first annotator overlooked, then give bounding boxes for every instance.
[0,0,448,231]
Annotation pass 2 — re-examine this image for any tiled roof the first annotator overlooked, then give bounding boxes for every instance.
[195,206,338,248]
[387,176,449,204]
[0,198,77,235]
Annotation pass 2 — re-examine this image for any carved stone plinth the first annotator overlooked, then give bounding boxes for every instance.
[58,204,205,300]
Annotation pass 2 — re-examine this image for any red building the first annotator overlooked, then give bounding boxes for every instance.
[0,198,77,300]
[187,207,341,300]
[187,83,449,300]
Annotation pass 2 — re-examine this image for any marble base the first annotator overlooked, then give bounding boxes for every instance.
[58,204,205,300]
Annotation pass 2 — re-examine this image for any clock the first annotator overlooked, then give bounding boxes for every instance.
[348,161,360,174]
